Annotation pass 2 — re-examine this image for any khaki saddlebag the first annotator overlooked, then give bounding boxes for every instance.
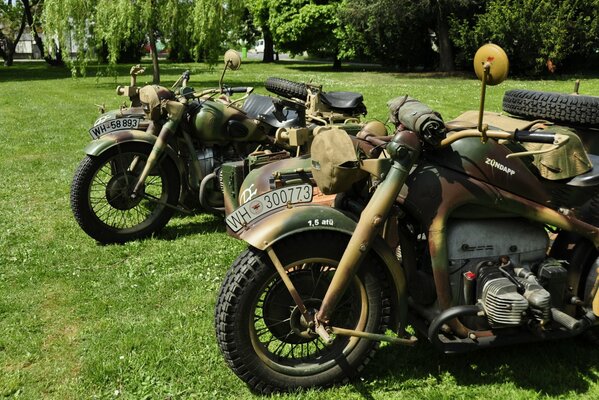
[523,126,593,180]
[310,126,367,195]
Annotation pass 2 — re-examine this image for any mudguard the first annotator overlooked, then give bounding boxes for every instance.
[84,129,158,155]
[83,130,182,173]
[239,205,408,331]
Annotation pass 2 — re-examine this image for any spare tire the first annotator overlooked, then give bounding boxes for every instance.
[503,89,599,127]
[265,77,308,101]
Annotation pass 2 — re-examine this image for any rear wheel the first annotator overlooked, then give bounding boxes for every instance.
[582,256,599,344]
[214,232,389,393]
[70,142,180,244]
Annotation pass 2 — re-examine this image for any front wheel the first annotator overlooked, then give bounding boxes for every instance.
[215,232,389,393]
[70,142,180,244]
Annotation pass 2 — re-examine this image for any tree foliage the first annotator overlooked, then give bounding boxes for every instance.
[450,0,599,74]
[42,0,244,80]
[0,0,592,77]
[341,0,435,70]
[341,0,481,71]
[268,0,347,68]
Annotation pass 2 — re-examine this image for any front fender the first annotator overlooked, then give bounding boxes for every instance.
[83,129,158,156]
[240,205,408,331]
[83,130,182,174]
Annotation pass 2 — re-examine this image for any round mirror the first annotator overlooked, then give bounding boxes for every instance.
[473,44,509,86]
[224,50,241,71]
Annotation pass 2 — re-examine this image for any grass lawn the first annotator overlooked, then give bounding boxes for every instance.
[1,58,599,399]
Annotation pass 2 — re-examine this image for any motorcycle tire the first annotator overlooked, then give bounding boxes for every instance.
[70,142,180,244]
[214,231,390,394]
[502,89,599,127]
[581,254,599,345]
[265,77,308,101]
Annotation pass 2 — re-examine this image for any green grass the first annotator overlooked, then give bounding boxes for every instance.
[1,59,599,399]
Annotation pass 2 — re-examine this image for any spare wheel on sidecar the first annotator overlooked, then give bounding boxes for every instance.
[503,89,599,127]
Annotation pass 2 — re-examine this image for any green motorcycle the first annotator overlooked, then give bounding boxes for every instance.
[215,44,599,392]
[71,51,370,244]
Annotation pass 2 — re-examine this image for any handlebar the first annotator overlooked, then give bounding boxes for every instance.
[513,130,555,144]
[223,86,251,95]
[181,70,191,87]
[435,128,566,159]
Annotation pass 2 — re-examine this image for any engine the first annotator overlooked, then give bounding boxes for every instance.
[446,218,569,327]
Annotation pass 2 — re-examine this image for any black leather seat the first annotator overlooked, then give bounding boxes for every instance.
[242,94,300,129]
[320,91,364,110]
[568,153,599,187]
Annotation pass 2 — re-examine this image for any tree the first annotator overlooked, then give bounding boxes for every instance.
[246,0,275,62]
[268,0,346,69]
[42,0,244,82]
[342,0,481,71]
[23,0,64,66]
[450,0,599,75]
[0,1,26,66]
[341,0,435,70]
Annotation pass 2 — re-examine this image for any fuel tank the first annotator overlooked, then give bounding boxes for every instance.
[426,136,549,204]
[190,100,268,144]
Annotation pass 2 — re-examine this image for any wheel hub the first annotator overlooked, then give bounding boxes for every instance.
[105,174,143,210]
[289,303,321,340]
[263,269,329,344]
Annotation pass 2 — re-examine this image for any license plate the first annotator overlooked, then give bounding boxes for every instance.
[89,117,141,139]
[226,184,313,232]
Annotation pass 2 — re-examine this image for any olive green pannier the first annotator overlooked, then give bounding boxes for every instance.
[310,126,367,194]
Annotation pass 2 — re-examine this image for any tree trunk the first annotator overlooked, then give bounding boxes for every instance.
[262,27,274,63]
[436,0,454,72]
[1,9,26,66]
[1,38,14,66]
[22,0,64,66]
[332,53,341,71]
[148,30,160,84]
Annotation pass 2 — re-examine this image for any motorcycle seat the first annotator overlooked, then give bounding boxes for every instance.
[320,91,364,110]
[567,153,599,187]
[242,94,301,128]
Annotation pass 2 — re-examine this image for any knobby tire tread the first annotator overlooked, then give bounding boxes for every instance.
[214,232,390,394]
[70,143,179,244]
[265,77,308,101]
[502,89,599,127]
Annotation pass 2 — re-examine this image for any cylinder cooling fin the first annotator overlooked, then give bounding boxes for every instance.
[481,277,528,326]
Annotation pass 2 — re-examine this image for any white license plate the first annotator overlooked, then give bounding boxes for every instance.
[226,184,313,232]
[89,117,141,139]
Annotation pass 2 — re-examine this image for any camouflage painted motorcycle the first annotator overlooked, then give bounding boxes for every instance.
[215,45,599,392]
[70,51,367,244]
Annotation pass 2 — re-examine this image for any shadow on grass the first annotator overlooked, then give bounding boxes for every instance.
[0,62,218,83]
[157,214,226,240]
[357,337,599,396]
[89,78,271,92]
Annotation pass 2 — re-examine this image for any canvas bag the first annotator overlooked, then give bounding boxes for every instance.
[522,126,593,180]
[310,127,367,195]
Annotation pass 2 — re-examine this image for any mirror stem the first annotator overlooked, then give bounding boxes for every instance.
[477,63,491,142]
[219,61,231,93]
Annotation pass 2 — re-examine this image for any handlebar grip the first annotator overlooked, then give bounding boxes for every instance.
[225,87,249,95]
[514,130,555,144]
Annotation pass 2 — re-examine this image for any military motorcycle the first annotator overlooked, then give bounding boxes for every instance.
[70,51,368,244]
[215,44,599,393]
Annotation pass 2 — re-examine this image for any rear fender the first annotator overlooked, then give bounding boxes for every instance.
[239,205,408,331]
[83,130,182,173]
